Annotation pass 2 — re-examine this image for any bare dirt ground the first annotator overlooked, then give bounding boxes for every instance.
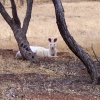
[0,49,100,100]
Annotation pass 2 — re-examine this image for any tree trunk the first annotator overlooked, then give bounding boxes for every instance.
[0,0,37,62]
[52,0,100,84]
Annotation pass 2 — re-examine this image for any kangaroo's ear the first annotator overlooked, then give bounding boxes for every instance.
[48,38,51,42]
[54,38,57,42]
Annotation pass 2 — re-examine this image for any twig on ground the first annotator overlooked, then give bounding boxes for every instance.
[91,44,100,64]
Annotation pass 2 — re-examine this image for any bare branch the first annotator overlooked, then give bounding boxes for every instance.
[91,44,100,64]
[10,0,21,27]
[22,0,33,34]
[0,2,13,28]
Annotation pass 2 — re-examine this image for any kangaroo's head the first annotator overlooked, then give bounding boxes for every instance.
[48,38,57,50]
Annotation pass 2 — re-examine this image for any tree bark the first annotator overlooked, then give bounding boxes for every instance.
[52,0,100,84]
[0,0,37,62]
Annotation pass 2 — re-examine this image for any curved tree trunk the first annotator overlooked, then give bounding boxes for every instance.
[52,0,100,84]
[0,0,37,62]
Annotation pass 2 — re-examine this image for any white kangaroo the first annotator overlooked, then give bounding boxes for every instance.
[16,38,57,59]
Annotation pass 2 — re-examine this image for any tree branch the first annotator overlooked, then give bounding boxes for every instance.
[0,2,13,28]
[91,44,100,64]
[10,0,21,27]
[22,0,33,34]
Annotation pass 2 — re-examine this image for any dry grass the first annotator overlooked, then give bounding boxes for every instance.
[1,0,100,3]
[0,55,59,77]
[0,1,100,56]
